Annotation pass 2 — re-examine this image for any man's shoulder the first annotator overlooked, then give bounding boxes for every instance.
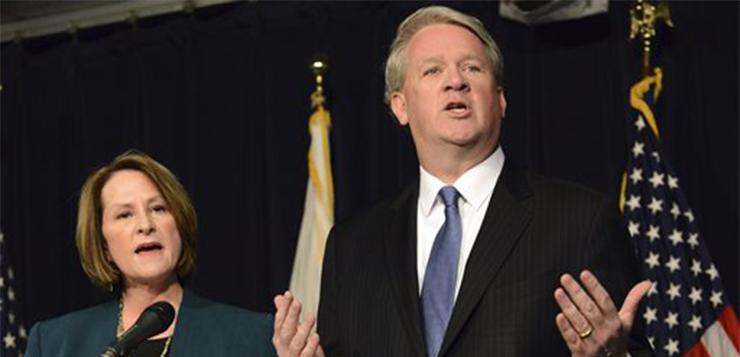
[507,166,610,207]
[332,183,417,235]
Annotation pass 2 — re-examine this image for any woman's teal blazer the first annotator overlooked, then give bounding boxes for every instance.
[26,289,276,356]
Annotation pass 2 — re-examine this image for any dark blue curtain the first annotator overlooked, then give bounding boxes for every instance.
[2,1,737,331]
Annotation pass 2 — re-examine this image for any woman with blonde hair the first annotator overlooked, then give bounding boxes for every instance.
[26,150,275,356]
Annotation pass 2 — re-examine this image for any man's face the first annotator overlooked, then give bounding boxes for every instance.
[391,24,506,160]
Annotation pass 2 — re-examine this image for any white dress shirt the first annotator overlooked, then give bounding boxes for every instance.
[417,147,506,299]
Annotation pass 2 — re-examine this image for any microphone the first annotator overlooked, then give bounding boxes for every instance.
[101,301,176,357]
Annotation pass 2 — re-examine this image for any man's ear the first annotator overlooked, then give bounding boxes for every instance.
[498,87,507,118]
[390,92,409,125]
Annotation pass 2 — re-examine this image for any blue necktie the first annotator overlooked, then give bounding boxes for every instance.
[422,186,462,357]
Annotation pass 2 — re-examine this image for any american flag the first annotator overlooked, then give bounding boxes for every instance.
[621,69,739,357]
[0,231,27,356]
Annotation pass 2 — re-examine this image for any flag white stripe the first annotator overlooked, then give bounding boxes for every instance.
[701,319,740,357]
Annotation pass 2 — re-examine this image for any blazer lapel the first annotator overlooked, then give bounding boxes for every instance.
[384,184,427,357]
[91,299,119,353]
[440,165,533,356]
[169,288,200,356]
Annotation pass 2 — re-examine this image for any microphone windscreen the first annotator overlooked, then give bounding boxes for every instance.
[101,301,176,357]
[146,301,176,331]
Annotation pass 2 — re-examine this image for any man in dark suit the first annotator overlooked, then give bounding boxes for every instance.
[273,6,652,357]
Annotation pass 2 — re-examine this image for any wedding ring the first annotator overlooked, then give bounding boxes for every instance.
[578,326,593,339]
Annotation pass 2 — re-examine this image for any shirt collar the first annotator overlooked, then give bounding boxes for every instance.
[419,146,506,216]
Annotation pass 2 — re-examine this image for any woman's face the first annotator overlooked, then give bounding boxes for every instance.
[100,169,182,288]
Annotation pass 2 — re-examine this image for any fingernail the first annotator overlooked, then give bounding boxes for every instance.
[554,288,565,298]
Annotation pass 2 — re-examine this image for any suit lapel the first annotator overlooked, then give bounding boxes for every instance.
[440,165,533,356]
[384,184,427,357]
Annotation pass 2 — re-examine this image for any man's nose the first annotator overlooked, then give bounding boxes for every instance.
[443,68,469,92]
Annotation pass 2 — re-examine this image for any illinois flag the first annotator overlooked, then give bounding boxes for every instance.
[620,68,739,357]
[289,90,334,317]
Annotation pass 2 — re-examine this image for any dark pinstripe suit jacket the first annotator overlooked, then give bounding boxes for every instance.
[318,164,652,356]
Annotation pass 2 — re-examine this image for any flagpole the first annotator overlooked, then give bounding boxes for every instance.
[289,53,334,319]
[621,0,674,210]
[310,54,328,111]
[629,0,673,76]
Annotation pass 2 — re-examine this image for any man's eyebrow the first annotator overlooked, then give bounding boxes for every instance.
[459,53,486,62]
[418,54,485,66]
[419,56,444,66]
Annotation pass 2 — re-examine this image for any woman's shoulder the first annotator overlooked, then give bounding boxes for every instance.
[172,290,275,356]
[31,300,116,333]
[181,290,272,331]
[27,301,116,356]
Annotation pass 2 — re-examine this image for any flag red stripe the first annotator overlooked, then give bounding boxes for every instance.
[685,341,710,357]
[718,305,740,352]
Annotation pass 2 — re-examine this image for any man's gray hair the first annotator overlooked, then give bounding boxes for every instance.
[384,6,504,105]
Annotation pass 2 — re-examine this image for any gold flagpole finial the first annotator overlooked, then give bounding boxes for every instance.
[630,0,673,75]
[309,53,328,110]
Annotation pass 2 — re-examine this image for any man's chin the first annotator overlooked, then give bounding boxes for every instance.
[442,134,481,148]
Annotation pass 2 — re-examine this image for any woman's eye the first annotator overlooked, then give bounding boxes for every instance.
[152,205,168,213]
[463,65,481,72]
[116,212,132,220]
